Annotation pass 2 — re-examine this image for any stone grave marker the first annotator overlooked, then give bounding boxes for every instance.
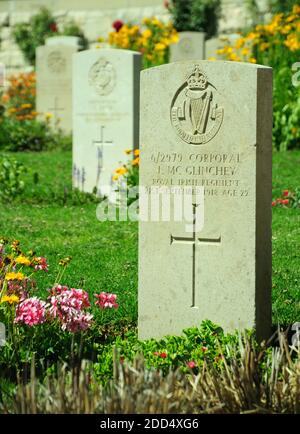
[138,60,272,342]
[72,49,141,196]
[36,44,77,133]
[170,32,206,62]
[46,36,81,48]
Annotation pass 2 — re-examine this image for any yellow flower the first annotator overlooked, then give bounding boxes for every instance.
[21,103,32,109]
[112,174,119,182]
[249,57,257,64]
[259,42,270,51]
[293,5,300,14]
[241,47,250,56]
[5,272,25,281]
[45,112,53,120]
[15,256,31,266]
[134,149,140,157]
[125,149,132,155]
[142,29,152,39]
[235,37,245,49]
[208,57,217,61]
[154,42,166,51]
[132,157,140,166]
[115,167,128,175]
[1,295,20,304]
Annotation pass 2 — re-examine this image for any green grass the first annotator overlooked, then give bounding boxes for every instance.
[0,149,299,326]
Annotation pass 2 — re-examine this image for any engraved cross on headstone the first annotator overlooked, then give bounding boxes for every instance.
[170,203,221,308]
[92,125,113,187]
[49,97,64,126]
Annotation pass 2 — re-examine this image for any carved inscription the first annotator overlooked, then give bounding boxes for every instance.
[47,51,66,74]
[171,65,223,144]
[88,58,116,96]
[149,151,249,198]
[171,203,221,308]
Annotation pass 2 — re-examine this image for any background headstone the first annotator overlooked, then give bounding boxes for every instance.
[72,48,141,196]
[170,32,206,62]
[36,44,77,133]
[138,60,272,342]
[46,36,81,48]
[205,34,242,60]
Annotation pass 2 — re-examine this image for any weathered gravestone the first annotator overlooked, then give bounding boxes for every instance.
[138,61,272,341]
[46,36,81,48]
[36,45,77,133]
[72,49,141,196]
[170,32,206,62]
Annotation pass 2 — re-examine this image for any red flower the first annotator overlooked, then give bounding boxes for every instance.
[283,190,289,197]
[112,20,124,32]
[153,351,167,358]
[272,201,277,207]
[49,22,58,32]
[282,199,289,205]
[187,361,196,369]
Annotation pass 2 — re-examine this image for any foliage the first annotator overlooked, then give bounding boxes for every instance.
[107,18,178,68]
[12,7,88,65]
[0,116,71,152]
[0,72,71,152]
[167,0,221,38]
[272,188,300,208]
[218,5,300,150]
[3,332,300,414]
[1,73,37,122]
[112,149,139,188]
[268,0,300,13]
[0,237,120,373]
[0,156,26,201]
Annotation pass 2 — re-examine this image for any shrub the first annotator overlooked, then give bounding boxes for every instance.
[167,0,221,38]
[1,72,37,121]
[107,18,178,68]
[0,156,26,201]
[12,7,88,65]
[0,117,71,152]
[217,6,300,151]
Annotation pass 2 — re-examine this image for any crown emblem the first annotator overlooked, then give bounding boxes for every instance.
[187,66,207,90]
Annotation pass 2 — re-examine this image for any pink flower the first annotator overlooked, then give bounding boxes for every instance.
[187,361,197,369]
[112,20,124,32]
[48,286,92,332]
[15,297,47,326]
[95,292,118,309]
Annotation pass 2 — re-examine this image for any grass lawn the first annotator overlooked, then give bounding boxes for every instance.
[0,150,299,327]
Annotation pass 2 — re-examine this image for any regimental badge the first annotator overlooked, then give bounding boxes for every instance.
[47,51,66,74]
[88,58,116,96]
[170,65,224,145]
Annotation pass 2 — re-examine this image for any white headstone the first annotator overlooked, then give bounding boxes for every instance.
[72,49,141,196]
[138,60,272,342]
[46,36,81,48]
[170,32,206,62]
[36,45,76,133]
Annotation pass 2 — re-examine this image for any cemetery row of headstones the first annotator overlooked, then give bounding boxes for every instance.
[36,36,273,342]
